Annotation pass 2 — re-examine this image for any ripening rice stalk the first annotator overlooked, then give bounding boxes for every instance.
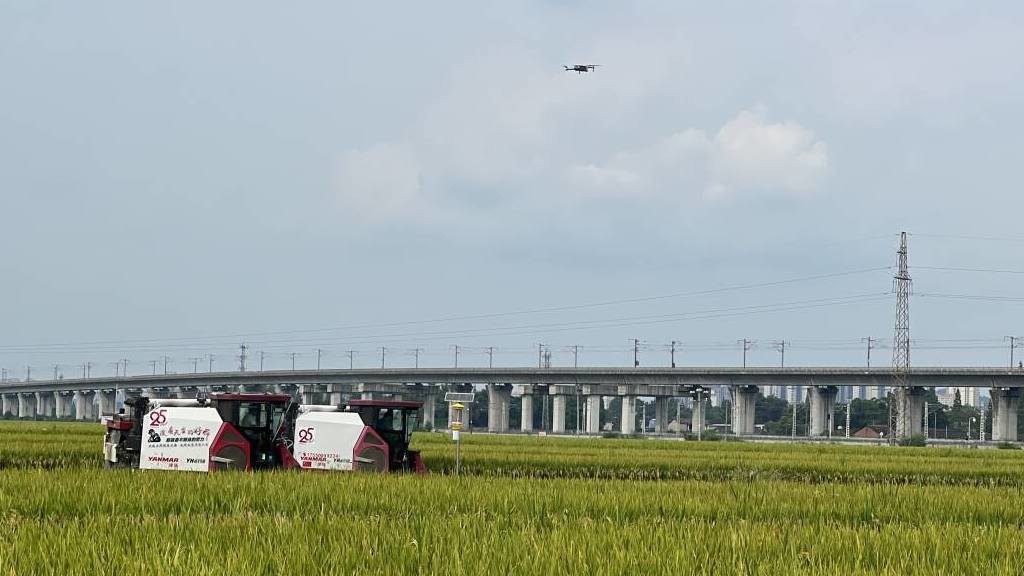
[1,422,1024,574]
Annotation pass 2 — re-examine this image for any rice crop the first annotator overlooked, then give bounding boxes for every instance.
[1,422,1022,575]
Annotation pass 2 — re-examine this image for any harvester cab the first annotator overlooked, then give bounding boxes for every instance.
[103,393,425,474]
[346,399,424,472]
[211,393,293,469]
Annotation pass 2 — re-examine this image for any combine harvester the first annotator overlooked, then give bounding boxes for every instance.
[103,393,426,473]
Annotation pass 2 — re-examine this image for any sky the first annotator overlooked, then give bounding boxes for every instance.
[2,1,1024,377]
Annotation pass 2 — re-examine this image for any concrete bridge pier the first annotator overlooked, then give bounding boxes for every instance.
[98,390,117,418]
[585,395,601,434]
[520,389,534,432]
[897,387,926,438]
[35,392,55,418]
[18,393,35,419]
[690,388,708,435]
[329,384,343,406]
[730,385,758,436]
[991,387,1020,442]
[300,385,316,404]
[654,397,667,433]
[122,388,143,401]
[55,393,73,419]
[551,393,567,433]
[361,391,374,401]
[150,388,167,400]
[808,386,838,436]
[2,394,16,417]
[32,393,43,418]
[621,395,636,434]
[486,384,511,433]
[421,393,436,429]
[74,390,95,420]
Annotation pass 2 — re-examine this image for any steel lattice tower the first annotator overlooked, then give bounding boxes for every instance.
[889,232,912,443]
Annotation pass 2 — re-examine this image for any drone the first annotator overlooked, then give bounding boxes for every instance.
[564,64,600,74]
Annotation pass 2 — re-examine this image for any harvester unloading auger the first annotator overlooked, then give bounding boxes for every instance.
[103,392,426,473]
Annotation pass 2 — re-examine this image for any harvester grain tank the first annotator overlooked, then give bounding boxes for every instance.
[103,393,426,473]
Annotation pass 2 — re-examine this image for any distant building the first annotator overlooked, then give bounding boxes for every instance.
[787,385,805,404]
[936,387,956,406]
[837,386,854,403]
[710,386,727,407]
[956,387,979,407]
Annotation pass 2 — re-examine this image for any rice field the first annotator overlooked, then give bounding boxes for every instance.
[1,421,1023,575]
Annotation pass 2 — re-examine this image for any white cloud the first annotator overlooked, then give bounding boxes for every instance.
[708,110,828,196]
[568,109,828,201]
[565,164,642,196]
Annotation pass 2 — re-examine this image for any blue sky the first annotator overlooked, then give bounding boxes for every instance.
[2,2,1023,376]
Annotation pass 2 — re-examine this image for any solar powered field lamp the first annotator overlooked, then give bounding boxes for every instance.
[450,402,464,475]
[444,391,474,476]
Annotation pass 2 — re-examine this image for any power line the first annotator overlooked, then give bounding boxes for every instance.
[911,232,1024,243]
[194,293,894,349]
[0,266,892,352]
[916,292,1024,303]
[914,265,1024,275]
[0,292,892,355]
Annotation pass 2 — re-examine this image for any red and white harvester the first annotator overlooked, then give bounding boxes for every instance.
[103,393,426,473]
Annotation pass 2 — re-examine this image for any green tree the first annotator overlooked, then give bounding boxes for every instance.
[755,394,789,425]
[763,400,811,436]
[849,398,889,431]
[946,395,981,440]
